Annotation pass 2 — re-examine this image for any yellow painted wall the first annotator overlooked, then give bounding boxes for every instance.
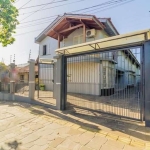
[60,28,109,48]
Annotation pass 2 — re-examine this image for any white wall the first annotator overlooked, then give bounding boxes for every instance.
[39,36,57,59]
[67,61,101,95]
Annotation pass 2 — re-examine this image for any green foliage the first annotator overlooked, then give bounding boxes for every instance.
[0,0,19,46]
[39,84,45,87]
[0,62,7,70]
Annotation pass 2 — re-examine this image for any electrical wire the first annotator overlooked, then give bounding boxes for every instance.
[19,0,56,22]
[18,0,125,23]
[14,28,44,36]
[18,0,32,10]
[18,0,128,28]
[90,0,134,14]
[19,0,88,15]
[19,0,72,9]
[18,0,129,26]
[15,0,135,36]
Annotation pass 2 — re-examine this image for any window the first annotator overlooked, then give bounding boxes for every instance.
[43,45,47,55]
[20,75,24,82]
[73,35,83,45]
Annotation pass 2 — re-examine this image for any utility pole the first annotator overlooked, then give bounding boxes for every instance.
[13,54,15,63]
[10,55,12,64]
[29,49,31,60]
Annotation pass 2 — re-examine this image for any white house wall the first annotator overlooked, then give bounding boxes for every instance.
[39,36,57,59]
[67,61,101,95]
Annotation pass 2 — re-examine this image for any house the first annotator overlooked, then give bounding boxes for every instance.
[16,62,38,83]
[35,14,140,95]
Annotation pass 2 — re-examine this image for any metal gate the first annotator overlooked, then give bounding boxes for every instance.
[37,62,54,98]
[66,47,144,121]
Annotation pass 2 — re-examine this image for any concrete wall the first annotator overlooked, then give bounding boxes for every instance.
[0,92,31,103]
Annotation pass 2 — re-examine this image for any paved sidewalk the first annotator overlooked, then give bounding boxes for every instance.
[0,102,148,150]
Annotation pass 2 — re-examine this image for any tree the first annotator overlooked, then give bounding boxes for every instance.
[0,0,19,46]
[0,62,8,70]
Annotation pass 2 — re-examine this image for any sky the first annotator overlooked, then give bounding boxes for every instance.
[0,0,150,65]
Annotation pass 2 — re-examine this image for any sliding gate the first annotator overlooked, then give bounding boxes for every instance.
[66,47,144,121]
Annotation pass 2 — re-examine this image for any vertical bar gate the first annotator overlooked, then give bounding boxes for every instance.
[65,47,144,121]
[37,62,54,98]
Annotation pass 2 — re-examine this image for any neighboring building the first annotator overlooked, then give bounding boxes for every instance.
[35,14,140,95]
[16,63,38,83]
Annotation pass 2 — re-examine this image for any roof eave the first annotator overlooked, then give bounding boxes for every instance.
[35,15,63,43]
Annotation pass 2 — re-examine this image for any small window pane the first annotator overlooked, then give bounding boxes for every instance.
[43,45,47,55]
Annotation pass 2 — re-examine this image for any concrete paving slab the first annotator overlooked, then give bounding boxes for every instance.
[0,102,146,150]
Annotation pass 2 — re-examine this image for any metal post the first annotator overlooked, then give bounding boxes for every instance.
[28,59,35,100]
[61,55,67,110]
[38,62,40,98]
[143,41,150,127]
[53,55,67,110]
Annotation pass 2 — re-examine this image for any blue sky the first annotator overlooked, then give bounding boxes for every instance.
[0,0,149,64]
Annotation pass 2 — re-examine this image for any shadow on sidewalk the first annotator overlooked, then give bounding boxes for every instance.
[1,101,149,142]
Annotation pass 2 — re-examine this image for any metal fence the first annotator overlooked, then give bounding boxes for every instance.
[37,63,54,98]
[66,47,143,121]
[0,82,10,93]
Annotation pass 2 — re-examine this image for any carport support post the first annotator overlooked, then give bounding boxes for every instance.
[54,55,67,110]
[28,59,35,100]
[143,41,150,127]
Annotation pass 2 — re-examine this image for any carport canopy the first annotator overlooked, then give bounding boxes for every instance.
[55,29,150,55]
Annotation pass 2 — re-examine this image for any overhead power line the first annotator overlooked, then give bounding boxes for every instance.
[19,0,72,9]
[19,0,56,22]
[18,0,128,25]
[19,0,123,22]
[18,0,129,28]
[17,19,54,29]
[19,0,32,9]
[14,28,44,36]
[15,0,134,36]
[20,16,57,24]
[19,0,87,15]
[91,0,134,14]
[81,0,134,14]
